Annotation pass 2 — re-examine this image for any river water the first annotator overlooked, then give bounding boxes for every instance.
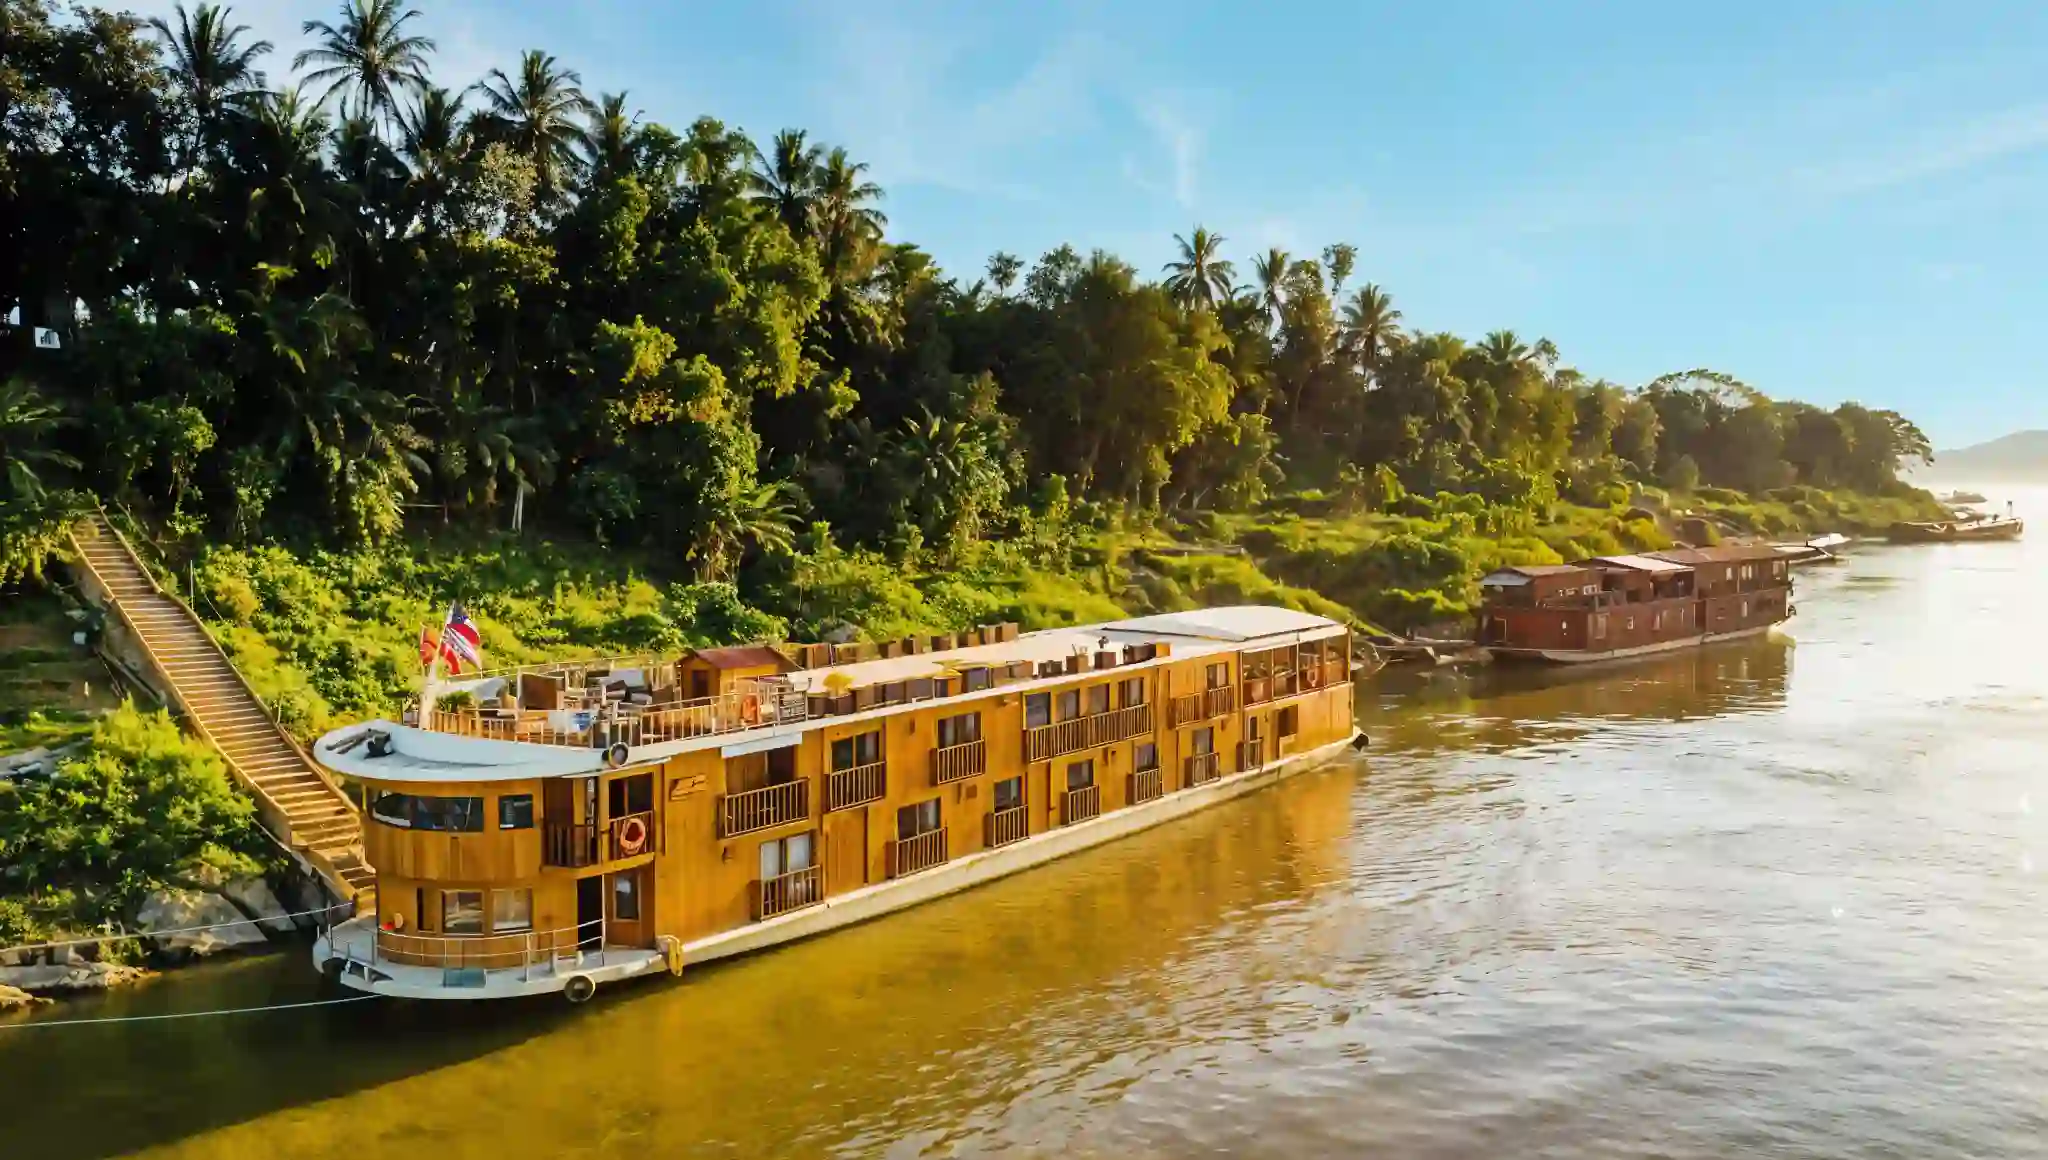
[8,493,2048,1159]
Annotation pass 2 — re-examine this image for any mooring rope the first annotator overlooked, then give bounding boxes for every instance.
[0,993,381,1030]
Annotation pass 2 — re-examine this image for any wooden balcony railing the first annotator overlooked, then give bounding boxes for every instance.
[607,810,656,860]
[1184,750,1221,787]
[985,805,1028,848]
[1170,686,1236,727]
[1128,765,1163,805]
[1237,738,1265,773]
[1024,704,1156,762]
[826,761,886,812]
[1061,783,1101,826]
[890,828,949,878]
[931,739,986,785]
[543,821,598,868]
[753,864,822,919]
[721,779,809,837]
[423,677,806,750]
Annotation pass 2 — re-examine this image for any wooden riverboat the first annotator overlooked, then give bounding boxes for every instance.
[311,607,1361,1001]
[1887,513,2024,543]
[1476,544,1793,665]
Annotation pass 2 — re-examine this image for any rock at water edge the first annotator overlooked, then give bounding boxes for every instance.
[0,983,50,1012]
[135,888,269,957]
[0,961,147,994]
[224,876,298,937]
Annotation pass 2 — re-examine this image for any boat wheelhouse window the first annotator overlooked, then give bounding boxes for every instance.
[608,772,654,817]
[882,681,908,705]
[1277,706,1299,738]
[936,712,982,748]
[759,831,815,879]
[498,794,534,830]
[492,889,532,933]
[1134,742,1159,771]
[897,798,941,840]
[831,730,882,770]
[612,873,641,921]
[374,793,486,832]
[1086,684,1111,716]
[1206,662,1229,689]
[1025,693,1052,729]
[1056,690,1081,721]
[442,890,484,935]
[908,678,935,701]
[1192,726,1215,755]
[1119,677,1146,708]
[1065,759,1096,792]
[962,666,992,692]
[992,776,1024,812]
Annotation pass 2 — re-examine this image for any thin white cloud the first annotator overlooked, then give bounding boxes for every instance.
[1135,94,1202,210]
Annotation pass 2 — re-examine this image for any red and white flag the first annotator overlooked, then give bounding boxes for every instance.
[420,603,484,674]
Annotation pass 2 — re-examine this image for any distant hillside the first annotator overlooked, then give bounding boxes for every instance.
[1927,431,2048,481]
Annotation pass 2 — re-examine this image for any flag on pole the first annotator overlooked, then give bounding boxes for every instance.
[421,603,485,674]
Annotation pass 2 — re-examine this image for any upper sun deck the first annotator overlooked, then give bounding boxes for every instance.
[313,606,1349,784]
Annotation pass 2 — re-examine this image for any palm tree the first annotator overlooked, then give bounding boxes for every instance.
[985,251,1022,297]
[395,85,467,227]
[1162,226,1235,312]
[151,3,272,161]
[1322,243,1357,300]
[579,92,636,179]
[293,0,434,125]
[237,86,343,261]
[747,128,823,240]
[816,147,886,281]
[1340,283,1403,376]
[1252,247,1290,328]
[0,379,78,505]
[475,50,595,204]
[1478,329,1535,375]
[694,478,799,580]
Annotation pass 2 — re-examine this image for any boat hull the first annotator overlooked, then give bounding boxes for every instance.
[1490,623,1776,666]
[1888,517,2024,543]
[316,730,1364,1000]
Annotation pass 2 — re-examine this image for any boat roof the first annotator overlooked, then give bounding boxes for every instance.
[1586,554,1690,574]
[314,605,1349,783]
[690,644,794,671]
[1650,543,1782,564]
[1482,564,1588,581]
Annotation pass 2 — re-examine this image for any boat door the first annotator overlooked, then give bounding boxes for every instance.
[576,875,603,950]
[826,806,868,892]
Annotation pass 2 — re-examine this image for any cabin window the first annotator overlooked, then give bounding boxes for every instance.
[612,874,641,921]
[491,889,532,934]
[371,792,484,831]
[1119,677,1146,708]
[908,678,935,701]
[1056,690,1082,721]
[498,794,534,830]
[993,776,1024,812]
[759,831,815,879]
[1192,726,1215,755]
[689,669,711,700]
[1277,706,1299,738]
[1087,684,1111,716]
[608,773,653,819]
[897,798,942,840]
[1065,759,1096,792]
[1134,742,1159,772]
[963,666,992,692]
[442,890,484,935]
[370,791,412,828]
[1741,600,1750,618]
[1025,693,1051,729]
[1206,662,1229,690]
[936,712,982,748]
[1625,616,1635,631]
[1592,615,1607,639]
[831,730,883,770]
[1652,611,1662,630]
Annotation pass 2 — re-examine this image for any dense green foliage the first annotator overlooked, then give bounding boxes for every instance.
[2,2,1941,648]
[0,702,267,942]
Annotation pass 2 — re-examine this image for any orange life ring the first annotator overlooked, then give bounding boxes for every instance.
[617,815,649,855]
[741,693,761,725]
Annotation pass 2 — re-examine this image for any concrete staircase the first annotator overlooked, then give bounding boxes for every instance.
[68,513,374,905]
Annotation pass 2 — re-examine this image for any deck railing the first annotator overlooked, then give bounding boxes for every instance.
[1237,738,1265,773]
[543,821,599,868]
[985,805,1028,848]
[1024,704,1156,762]
[890,828,949,878]
[1128,765,1164,805]
[1184,750,1221,787]
[826,761,886,812]
[721,779,809,837]
[370,918,607,977]
[1170,686,1236,727]
[1061,783,1101,826]
[931,739,987,785]
[753,865,822,919]
[422,677,806,751]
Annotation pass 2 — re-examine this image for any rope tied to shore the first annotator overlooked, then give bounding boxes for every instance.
[0,901,355,958]
[0,993,381,1030]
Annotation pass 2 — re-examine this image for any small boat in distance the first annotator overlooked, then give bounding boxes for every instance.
[1888,506,2024,543]
[1772,533,1850,567]
[1938,490,1989,505]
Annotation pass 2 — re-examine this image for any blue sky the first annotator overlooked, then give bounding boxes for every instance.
[136,1,2048,447]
